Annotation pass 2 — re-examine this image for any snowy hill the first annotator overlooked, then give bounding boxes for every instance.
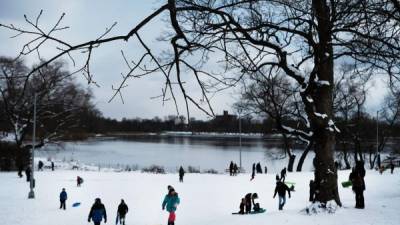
[0,169,399,225]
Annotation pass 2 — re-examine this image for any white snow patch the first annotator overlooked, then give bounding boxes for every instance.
[314,112,328,119]
[316,80,330,86]
[288,65,305,78]
[306,96,314,103]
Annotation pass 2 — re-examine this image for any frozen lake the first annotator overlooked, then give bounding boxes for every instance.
[37,136,314,173]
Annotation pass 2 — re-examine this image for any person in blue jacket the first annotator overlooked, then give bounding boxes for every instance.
[59,188,67,210]
[88,198,107,225]
[162,187,180,225]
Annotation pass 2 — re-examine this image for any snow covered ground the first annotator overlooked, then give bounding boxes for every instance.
[0,169,399,225]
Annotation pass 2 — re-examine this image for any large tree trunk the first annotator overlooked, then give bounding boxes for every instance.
[311,0,341,206]
[282,133,295,172]
[296,141,313,172]
[342,142,351,169]
[288,154,296,172]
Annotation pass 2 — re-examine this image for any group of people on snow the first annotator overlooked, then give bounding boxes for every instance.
[229,161,240,176]
[58,185,179,225]
[250,162,268,181]
[238,193,260,214]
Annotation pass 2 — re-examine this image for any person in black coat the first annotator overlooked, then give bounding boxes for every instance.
[117,199,128,225]
[229,161,234,176]
[88,198,107,225]
[256,162,262,174]
[59,188,67,210]
[349,161,366,209]
[51,161,55,171]
[280,167,287,182]
[273,181,291,210]
[233,163,238,175]
[250,163,256,181]
[179,166,185,182]
[264,166,268,174]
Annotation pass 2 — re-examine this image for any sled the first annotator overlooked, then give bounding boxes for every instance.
[284,181,295,186]
[72,202,81,207]
[341,180,352,188]
[232,208,266,215]
[285,181,296,190]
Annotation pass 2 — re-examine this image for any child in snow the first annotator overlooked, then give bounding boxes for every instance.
[116,199,128,225]
[162,187,180,225]
[77,176,84,187]
[238,198,245,214]
[273,181,291,210]
[244,193,258,213]
[88,198,107,225]
[59,188,67,210]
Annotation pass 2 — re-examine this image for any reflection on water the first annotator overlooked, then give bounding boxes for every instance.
[37,135,313,173]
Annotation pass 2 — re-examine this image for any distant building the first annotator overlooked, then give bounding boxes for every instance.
[213,110,237,132]
[215,110,237,123]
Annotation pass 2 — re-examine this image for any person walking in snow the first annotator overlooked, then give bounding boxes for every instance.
[162,187,180,225]
[264,166,268,174]
[38,160,44,171]
[229,161,234,176]
[250,163,256,181]
[280,167,287,182]
[390,162,395,174]
[179,166,185,182]
[51,161,55,171]
[88,198,107,225]
[59,188,67,210]
[273,181,291,210]
[116,199,128,225]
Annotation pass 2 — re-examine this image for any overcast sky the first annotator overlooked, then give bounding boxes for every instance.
[0,0,387,121]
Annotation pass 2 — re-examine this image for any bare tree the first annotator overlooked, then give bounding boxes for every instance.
[235,72,313,172]
[1,0,400,206]
[369,84,400,168]
[333,63,371,168]
[0,57,93,150]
